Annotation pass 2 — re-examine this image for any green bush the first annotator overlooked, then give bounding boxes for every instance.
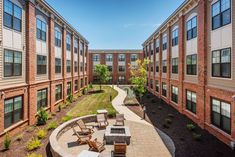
[37,108,48,125]
[192,133,202,141]
[26,138,41,151]
[4,133,11,150]
[186,124,196,131]
[47,121,58,130]
[89,83,93,89]
[61,115,72,122]
[82,87,88,95]
[36,129,47,139]
[108,110,117,118]
[26,153,43,157]
[67,94,73,103]
[165,118,172,124]
[16,134,23,141]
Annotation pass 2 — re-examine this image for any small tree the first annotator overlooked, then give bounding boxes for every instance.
[129,59,149,103]
[95,64,110,91]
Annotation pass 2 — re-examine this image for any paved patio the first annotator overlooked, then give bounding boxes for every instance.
[58,120,171,157]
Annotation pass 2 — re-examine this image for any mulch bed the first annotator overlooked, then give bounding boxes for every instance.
[0,94,88,157]
[127,92,235,157]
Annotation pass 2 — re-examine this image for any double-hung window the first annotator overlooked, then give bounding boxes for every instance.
[55,58,61,74]
[172,58,178,74]
[66,34,71,51]
[186,90,196,114]
[118,66,125,72]
[4,96,23,129]
[212,0,231,30]
[37,89,47,111]
[55,85,62,101]
[162,83,167,97]
[80,62,83,72]
[80,78,84,88]
[150,43,154,55]
[155,39,160,53]
[118,54,125,62]
[36,18,46,41]
[74,80,78,91]
[108,66,113,72]
[187,16,197,40]
[156,62,159,72]
[171,86,178,103]
[74,39,78,53]
[74,61,78,72]
[211,98,231,134]
[66,60,71,73]
[150,79,153,89]
[162,60,167,73]
[93,54,100,62]
[162,34,167,50]
[55,27,61,47]
[80,43,84,56]
[67,82,71,95]
[131,54,138,62]
[186,54,197,75]
[4,0,22,32]
[212,48,231,78]
[37,55,47,75]
[4,49,22,77]
[172,28,179,46]
[106,54,113,62]
[155,80,159,92]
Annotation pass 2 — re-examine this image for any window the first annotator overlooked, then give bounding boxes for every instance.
[118,54,125,61]
[118,76,125,83]
[4,96,23,129]
[131,54,138,62]
[36,18,46,41]
[74,80,78,91]
[156,62,159,72]
[162,34,167,50]
[80,62,83,72]
[37,55,47,75]
[73,61,77,72]
[66,34,71,51]
[37,89,47,111]
[171,86,178,103]
[55,27,61,47]
[172,58,178,74]
[212,48,231,78]
[74,39,78,53]
[155,39,160,53]
[150,79,153,89]
[106,54,113,62]
[80,43,84,55]
[80,78,84,88]
[67,82,71,95]
[186,54,197,75]
[187,16,197,40]
[172,28,179,46]
[93,54,100,62]
[162,60,167,73]
[162,83,167,97]
[211,98,231,134]
[3,0,22,32]
[151,65,153,72]
[186,90,196,114]
[55,85,62,101]
[155,80,159,92]
[55,58,61,74]
[118,66,125,72]
[212,0,231,30]
[108,66,113,72]
[4,49,22,77]
[66,60,71,73]
[150,43,154,55]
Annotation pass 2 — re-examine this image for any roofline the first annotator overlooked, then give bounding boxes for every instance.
[142,0,190,46]
[39,0,89,44]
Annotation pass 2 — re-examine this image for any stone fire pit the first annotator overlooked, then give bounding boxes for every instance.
[104,126,131,145]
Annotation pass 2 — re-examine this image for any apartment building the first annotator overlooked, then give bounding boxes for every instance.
[89,50,143,84]
[143,0,235,147]
[0,0,89,141]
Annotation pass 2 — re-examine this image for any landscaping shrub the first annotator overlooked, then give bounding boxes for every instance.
[61,115,73,122]
[47,121,58,130]
[4,133,11,150]
[89,83,93,89]
[167,114,174,118]
[37,108,48,125]
[58,104,62,112]
[192,133,202,141]
[186,123,196,131]
[26,138,41,151]
[165,118,172,124]
[67,94,73,103]
[15,134,23,141]
[108,110,117,118]
[36,129,47,139]
[82,87,88,95]
[26,153,43,157]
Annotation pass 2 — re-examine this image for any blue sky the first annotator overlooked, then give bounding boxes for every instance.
[46,0,185,49]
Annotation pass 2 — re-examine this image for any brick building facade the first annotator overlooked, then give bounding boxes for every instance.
[143,0,235,147]
[0,0,89,141]
[89,50,143,84]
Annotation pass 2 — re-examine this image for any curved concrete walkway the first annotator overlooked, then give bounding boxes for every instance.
[111,85,173,157]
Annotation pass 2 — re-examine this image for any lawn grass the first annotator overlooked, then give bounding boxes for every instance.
[66,85,118,118]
